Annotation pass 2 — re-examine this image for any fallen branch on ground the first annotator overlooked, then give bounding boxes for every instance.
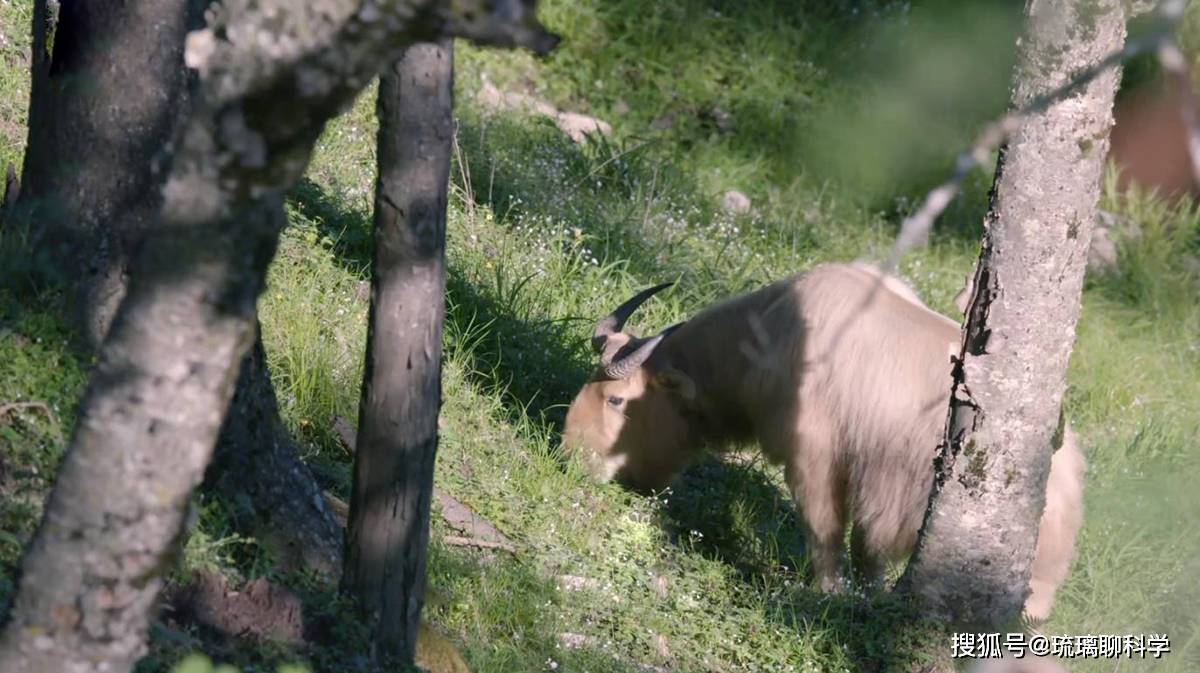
[0,400,53,419]
[442,535,517,552]
[323,488,520,553]
[0,401,62,440]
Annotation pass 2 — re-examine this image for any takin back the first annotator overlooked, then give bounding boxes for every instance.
[563,262,1085,620]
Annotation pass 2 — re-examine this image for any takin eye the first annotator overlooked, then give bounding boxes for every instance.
[606,395,625,407]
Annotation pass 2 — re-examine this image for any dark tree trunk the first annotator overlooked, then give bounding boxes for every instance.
[342,39,454,666]
[0,1,554,670]
[209,319,345,577]
[9,0,198,347]
[898,0,1126,627]
[8,0,344,580]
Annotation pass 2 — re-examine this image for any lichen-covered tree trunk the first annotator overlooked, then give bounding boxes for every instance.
[0,2,555,671]
[342,40,454,666]
[0,199,287,673]
[898,0,1127,626]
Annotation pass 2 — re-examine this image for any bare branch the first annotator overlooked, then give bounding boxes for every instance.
[884,0,1188,273]
[0,400,53,419]
[809,1,1187,371]
[0,401,61,440]
[442,535,517,552]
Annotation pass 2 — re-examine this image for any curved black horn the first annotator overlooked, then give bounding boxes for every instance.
[603,335,665,380]
[591,281,674,353]
[602,322,684,380]
[658,321,685,340]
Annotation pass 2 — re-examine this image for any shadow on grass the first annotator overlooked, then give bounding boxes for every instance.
[287,173,593,437]
[285,111,940,671]
[423,544,705,673]
[539,0,890,183]
[655,454,807,579]
[443,272,591,431]
[145,540,704,673]
[653,452,942,671]
[451,112,703,281]
[768,587,941,673]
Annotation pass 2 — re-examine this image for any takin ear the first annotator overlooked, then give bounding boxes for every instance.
[651,367,696,402]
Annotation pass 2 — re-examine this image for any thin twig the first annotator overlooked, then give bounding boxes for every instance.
[322,490,350,526]
[805,1,1192,370]
[451,129,476,220]
[0,400,62,442]
[884,2,1186,273]
[641,164,660,233]
[442,534,517,552]
[0,401,55,421]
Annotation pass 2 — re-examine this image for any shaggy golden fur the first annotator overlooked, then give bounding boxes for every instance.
[563,262,1085,619]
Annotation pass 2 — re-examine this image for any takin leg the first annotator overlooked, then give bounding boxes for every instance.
[769,415,849,593]
[1025,425,1086,621]
[847,436,933,593]
[850,525,886,590]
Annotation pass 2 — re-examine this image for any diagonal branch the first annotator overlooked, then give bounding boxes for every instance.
[810,0,1192,371]
[883,0,1190,274]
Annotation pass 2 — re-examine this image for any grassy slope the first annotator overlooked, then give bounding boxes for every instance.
[3,0,1200,671]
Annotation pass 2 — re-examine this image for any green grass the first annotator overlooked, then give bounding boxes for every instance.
[0,291,87,614]
[2,0,1200,671]
[0,0,30,174]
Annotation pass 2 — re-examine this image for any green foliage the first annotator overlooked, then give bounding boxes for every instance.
[169,654,241,673]
[166,653,309,673]
[804,1,1022,206]
[0,291,86,615]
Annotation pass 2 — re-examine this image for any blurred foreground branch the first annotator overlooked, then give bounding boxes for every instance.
[884,0,1195,272]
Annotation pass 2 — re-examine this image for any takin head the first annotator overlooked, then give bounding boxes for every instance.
[562,283,699,493]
